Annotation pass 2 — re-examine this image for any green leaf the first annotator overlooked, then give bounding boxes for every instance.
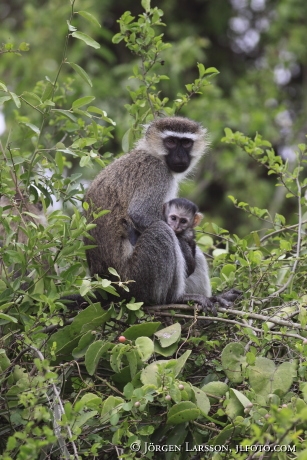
[154,341,178,357]
[68,62,92,87]
[220,264,236,277]
[0,302,14,310]
[201,381,228,399]
[20,122,40,135]
[0,81,8,91]
[42,81,53,102]
[224,127,233,137]
[140,360,168,386]
[101,396,124,423]
[108,267,120,278]
[72,411,98,432]
[174,350,192,377]
[19,42,30,51]
[123,322,161,340]
[48,304,113,361]
[230,388,252,408]
[77,11,101,28]
[197,63,205,77]
[71,32,100,49]
[9,92,21,108]
[249,358,296,398]
[221,342,247,383]
[126,350,138,378]
[0,350,12,372]
[112,33,124,44]
[71,137,97,148]
[225,389,251,419]
[122,128,134,153]
[141,0,151,12]
[135,337,154,362]
[212,248,228,257]
[204,66,219,75]
[0,95,12,104]
[110,344,126,373]
[85,340,111,375]
[22,91,42,104]
[126,301,143,311]
[212,420,244,445]
[72,331,96,359]
[55,151,64,174]
[79,393,103,410]
[166,401,200,425]
[192,386,210,415]
[52,109,77,121]
[72,96,95,110]
[155,323,181,347]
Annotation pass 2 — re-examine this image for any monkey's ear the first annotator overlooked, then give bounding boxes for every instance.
[193,212,203,227]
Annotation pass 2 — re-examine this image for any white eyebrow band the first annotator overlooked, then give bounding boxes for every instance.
[160,130,199,140]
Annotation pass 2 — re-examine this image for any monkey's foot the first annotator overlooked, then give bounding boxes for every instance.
[181,294,219,316]
[209,288,242,309]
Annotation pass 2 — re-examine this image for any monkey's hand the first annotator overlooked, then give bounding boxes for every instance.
[209,288,242,309]
[181,294,219,316]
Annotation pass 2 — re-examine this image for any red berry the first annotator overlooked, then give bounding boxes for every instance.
[118,336,126,343]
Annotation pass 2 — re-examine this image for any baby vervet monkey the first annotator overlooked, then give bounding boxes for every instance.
[163,198,203,277]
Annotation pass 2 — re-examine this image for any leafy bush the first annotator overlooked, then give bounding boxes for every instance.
[1,1,307,459]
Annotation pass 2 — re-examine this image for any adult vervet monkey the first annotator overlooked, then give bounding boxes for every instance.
[84,117,240,310]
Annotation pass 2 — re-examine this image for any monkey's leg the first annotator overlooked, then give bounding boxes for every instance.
[124,221,186,305]
[185,246,212,297]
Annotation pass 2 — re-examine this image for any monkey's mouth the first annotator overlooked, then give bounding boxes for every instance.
[171,163,188,173]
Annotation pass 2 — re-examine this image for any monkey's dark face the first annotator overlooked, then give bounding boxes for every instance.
[163,136,193,173]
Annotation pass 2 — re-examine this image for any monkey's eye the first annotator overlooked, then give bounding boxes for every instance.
[37,201,43,211]
[165,137,177,149]
[181,138,193,149]
[170,215,177,221]
[180,218,188,224]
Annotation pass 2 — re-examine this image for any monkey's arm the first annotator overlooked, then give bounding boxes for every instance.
[128,197,160,232]
[127,179,168,232]
[178,238,196,277]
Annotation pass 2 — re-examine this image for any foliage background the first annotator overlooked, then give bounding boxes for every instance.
[2,0,307,234]
[1,0,307,459]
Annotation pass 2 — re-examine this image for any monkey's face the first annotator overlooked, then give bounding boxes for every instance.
[163,136,194,173]
[167,212,192,234]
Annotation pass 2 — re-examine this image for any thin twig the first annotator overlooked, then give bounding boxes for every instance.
[149,312,305,340]
[29,346,79,460]
[145,304,306,339]
[260,220,307,243]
